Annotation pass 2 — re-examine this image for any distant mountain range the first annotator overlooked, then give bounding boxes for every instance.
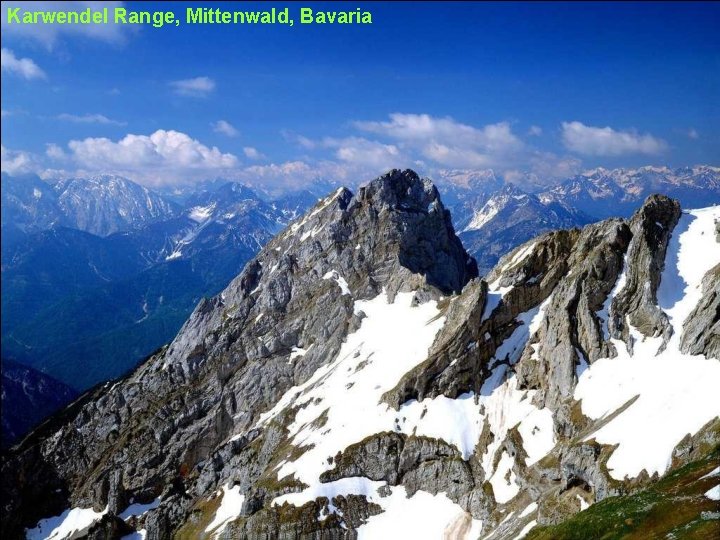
[539,165,720,218]
[439,165,720,273]
[2,173,179,237]
[1,174,324,398]
[1,165,719,444]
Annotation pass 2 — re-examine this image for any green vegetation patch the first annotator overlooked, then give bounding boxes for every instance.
[525,446,720,540]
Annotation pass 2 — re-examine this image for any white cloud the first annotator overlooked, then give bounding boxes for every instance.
[325,137,403,170]
[528,125,543,136]
[687,128,699,140]
[57,113,126,126]
[1,2,130,48]
[423,143,493,168]
[45,143,67,160]
[170,76,215,97]
[243,147,264,160]
[1,48,46,80]
[212,120,239,137]
[1,144,39,175]
[59,129,238,185]
[561,121,666,156]
[237,159,370,196]
[356,113,519,147]
[354,113,523,169]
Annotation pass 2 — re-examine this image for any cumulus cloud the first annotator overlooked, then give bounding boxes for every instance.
[243,147,264,160]
[1,2,131,48]
[212,120,239,137]
[57,113,126,125]
[354,113,523,169]
[1,144,40,175]
[561,121,666,156]
[356,113,520,148]
[57,129,238,185]
[1,48,46,80]
[423,143,494,168]
[45,143,67,160]
[237,159,377,196]
[324,137,404,170]
[170,76,215,97]
[687,128,700,140]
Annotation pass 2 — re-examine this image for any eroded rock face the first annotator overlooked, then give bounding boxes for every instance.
[680,263,720,358]
[383,228,580,408]
[2,174,717,540]
[609,195,681,348]
[515,219,632,411]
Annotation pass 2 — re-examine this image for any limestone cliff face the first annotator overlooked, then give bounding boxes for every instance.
[2,171,718,540]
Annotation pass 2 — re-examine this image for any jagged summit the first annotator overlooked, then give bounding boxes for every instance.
[2,182,719,540]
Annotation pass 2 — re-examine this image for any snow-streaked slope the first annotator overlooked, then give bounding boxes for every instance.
[576,206,720,481]
[257,290,447,485]
[657,207,720,329]
[255,287,557,525]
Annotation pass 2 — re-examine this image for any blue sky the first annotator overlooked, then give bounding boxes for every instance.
[1,1,718,191]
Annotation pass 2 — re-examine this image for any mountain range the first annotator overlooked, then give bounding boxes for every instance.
[1,175,320,398]
[1,169,717,540]
[1,165,719,447]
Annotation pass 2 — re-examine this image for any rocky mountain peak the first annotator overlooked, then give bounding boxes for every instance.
[164,170,476,376]
[354,168,439,211]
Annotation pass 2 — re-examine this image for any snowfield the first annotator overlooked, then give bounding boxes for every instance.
[239,287,556,534]
[577,206,720,481]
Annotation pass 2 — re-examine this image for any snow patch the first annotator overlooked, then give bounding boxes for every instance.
[701,466,720,480]
[322,271,351,296]
[118,498,160,520]
[120,531,147,540]
[513,519,537,540]
[705,485,720,501]
[519,502,537,518]
[490,451,519,503]
[356,484,482,540]
[205,484,245,538]
[289,345,311,363]
[27,506,109,540]
[188,203,215,223]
